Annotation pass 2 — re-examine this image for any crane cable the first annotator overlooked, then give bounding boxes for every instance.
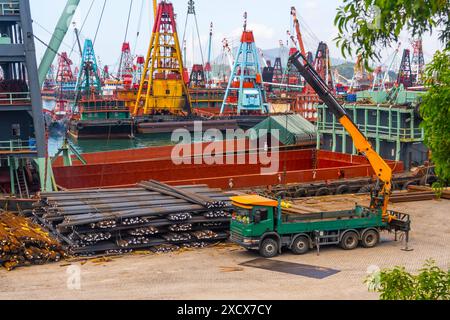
[93,0,107,46]
[32,20,73,52]
[133,0,145,56]
[117,0,134,77]
[69,0,95,58]
[182,4,205,68]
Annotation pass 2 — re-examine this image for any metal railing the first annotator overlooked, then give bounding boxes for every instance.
[318,123,424,140]
[0,139,37,153]
[0,1,20,15]
[0,92,31,105]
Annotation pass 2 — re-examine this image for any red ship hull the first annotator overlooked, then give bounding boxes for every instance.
[53,141,403,190]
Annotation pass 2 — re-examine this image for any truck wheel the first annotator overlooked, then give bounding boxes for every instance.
[361,230,379,248]
[260,238,279,258]
[340,231,359,250]
[291,236,309,255]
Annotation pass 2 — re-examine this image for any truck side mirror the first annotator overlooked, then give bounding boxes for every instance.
[254,210,261,223]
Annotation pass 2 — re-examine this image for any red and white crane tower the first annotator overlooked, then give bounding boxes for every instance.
[118,42,134,89]
[411,37,425,86]
[56,52,75,83]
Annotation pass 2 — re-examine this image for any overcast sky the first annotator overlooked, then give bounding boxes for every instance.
[30,0,444,72]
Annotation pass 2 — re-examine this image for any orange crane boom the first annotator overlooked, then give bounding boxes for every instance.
[291,7,306,56]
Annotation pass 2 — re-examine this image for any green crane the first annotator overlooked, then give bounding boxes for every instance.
[38,0,81,86]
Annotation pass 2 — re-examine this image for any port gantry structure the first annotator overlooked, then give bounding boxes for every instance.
[397,48,414,89]
[220,13,268,115]
[0,0,52,196]
[118,42,135,89]
[134,0,192,116]
[74,38,102,104]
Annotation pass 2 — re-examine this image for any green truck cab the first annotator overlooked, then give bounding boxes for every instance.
[230,195,411,258]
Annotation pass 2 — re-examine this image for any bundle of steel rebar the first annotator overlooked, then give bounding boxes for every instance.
[390,190,438,203]
[0,211,64,271]
[34,181,233,256]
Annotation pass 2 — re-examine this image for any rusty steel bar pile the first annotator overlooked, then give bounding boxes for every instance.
[0,211,64,271]
[32,181,233,256]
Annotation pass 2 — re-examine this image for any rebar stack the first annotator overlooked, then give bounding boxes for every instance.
[0,211,64,271]
[33,182,233,256]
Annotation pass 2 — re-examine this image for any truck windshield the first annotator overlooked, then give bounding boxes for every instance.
[232,208,252,224]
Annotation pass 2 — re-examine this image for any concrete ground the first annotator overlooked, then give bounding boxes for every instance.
[0,198,449,300]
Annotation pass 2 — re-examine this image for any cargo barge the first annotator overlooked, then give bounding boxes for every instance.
[68,95,134,140]
[52,141,403,190]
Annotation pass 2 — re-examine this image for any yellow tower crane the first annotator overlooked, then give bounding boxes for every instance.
[133,1,191,116]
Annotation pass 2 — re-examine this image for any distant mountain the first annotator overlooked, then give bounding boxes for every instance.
[262,48,349,67]
[333,62,355,80]
[213,47,350,66]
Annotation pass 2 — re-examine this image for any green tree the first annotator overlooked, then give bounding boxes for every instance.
[335,0,450,181]
[421,49,450,183]
[335,0,450,66]
[366,260,450,300]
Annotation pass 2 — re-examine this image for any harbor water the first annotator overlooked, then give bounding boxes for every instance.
[44,99,220,157]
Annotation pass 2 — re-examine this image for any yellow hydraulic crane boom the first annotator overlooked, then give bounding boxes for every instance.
[153,0,157,19]
[289,52,394,219]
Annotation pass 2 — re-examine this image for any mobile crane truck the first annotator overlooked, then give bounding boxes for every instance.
[230,52,411,258]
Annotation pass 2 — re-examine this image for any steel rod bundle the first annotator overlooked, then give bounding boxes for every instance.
[390,190,440,203]
[0,211,64,271]
[34,181,233,256]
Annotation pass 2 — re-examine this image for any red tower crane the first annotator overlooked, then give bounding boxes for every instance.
[118,42,134,89]
[56,52,74,83]
[397,49,413,88]
[411,38,425,86]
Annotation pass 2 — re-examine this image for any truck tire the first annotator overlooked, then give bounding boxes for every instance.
[361,230,379,248]
[291,236,309,255]
[260,238,279,258]
[340,231,359,250]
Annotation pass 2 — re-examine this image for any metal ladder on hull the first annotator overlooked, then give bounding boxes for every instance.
[14,165,30,199]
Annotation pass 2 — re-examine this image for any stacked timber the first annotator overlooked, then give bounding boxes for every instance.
[33,181,233,256]
[0,211,64,271]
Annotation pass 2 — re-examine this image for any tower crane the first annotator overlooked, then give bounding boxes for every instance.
[222,39,235,70]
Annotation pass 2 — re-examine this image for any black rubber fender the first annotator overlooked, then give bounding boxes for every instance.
[275,191,287,199]
[294,187,308,198]
[315,187,331,197]
[402,180,418,190]
[420,175,438,186]
[358,184,374,194]
[336,184,350,195]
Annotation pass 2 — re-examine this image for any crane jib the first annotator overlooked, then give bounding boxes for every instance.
[289,51,347,119]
